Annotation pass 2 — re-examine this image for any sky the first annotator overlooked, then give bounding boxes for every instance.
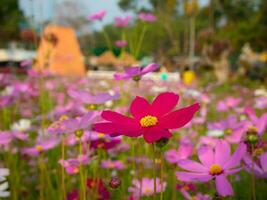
[19,0,209,30]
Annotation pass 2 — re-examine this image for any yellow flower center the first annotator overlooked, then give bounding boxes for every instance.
[98,133,105,138]
[73,167,79,174]
[75,129,84,138]
[247,126,258,134]
[140,115,158,127]
[209,164,223,175]
[224,128,232,135]
[144,188,152,194]
[59,115,68,121]
[35,145,43,152]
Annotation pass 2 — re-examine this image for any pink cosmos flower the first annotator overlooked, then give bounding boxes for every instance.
[0,131,28,146]
[114,16,132,27]
[165,138,193,164]
[138,12,157,22]
[59,154,93,174]
[101,160,125,170]
[115,40,128,48]
[128,177,166,198]
[87,9,106,21]
[93,92,200,143]
[22,138,60,156]
[243,152,267,178]
[114,63,159,81]
[216,97,241,112]
[176,140,246,197]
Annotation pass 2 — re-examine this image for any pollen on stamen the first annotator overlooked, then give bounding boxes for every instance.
[140,115,158,127]
[209,164,223,175]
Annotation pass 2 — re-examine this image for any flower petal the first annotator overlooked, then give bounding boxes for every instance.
[159,103,200,129]
[93,122,141,137]
[198,146,214,167]
[141,63,159,75]
[176,172,212,182]
[215,175,233,197]
[130,96,150,119]
[150,92,179,116]
[101,110,136,124]
[215,140,230,166]
[177,159,208,172]
[223,143,246,169]
[143,126,172,143]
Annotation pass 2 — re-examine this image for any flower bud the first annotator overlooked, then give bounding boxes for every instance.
[155,137,169,148]
[75,129,84,138]
[109,176,121,189]
[133,76,141,82]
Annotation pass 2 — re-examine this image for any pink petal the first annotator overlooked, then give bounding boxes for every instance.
[260,152,267,171]
[143,126,172,143]
[223,143,246,169]
[93,122,141,137]
[150,92,179,116]
[198,146,214,167]
[225,167,242,175]
[215,175,233,197]
[178,159,208,172]
[130,96,150,119]
[159,103,200,129]
[101,110,136,124]
[215,140,230,166]
[176,172,212,182]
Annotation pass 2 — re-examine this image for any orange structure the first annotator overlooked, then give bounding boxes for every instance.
[34,25,85,76]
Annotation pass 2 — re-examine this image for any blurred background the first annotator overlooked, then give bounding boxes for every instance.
[0,0,266,84]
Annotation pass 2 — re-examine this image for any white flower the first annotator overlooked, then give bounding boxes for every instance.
[254,88,267,97]
[11,119,31,132]
[207,129,224,137]
[0,86,13,96]
[0,168,10,198]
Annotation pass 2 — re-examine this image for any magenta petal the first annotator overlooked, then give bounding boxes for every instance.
[260,152,267,171]
[176,172,212,182]
[93,122,141,137]
[150,92,179,116]
[225,167,242,175]
[101,110,136,124]
[177,159,208,172]
[215,140,230,166]
[159,103,200,129]
[223,143,246,169]
[215,175,233,197]
[130,96,150,119]
[198,146,214,167]
[143,126,172,143]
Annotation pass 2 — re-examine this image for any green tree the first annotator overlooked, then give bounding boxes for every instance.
[0,0,24,46]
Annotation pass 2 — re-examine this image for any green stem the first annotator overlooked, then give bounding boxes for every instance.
[152,143,156,200]
[79,139,86,200]
[61,137,66,200]
[134,24,147,59]
[103,28,112,51]
[251,146,257,200]
[160,151,163,200]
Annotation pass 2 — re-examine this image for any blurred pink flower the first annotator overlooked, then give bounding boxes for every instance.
[138,12,157,22]
[87,9,106,21]
[114,16,132,27]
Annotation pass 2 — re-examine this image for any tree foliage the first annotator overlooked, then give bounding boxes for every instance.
[0,0,24,46]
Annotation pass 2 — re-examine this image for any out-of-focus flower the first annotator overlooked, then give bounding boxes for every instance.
[0,131,28,146]
[128,178,166,197]
[165,138,193,164]
[176,140,246,197]
[115,40,128,48]
[87,9,106,21]
[243,152,267,178]
[59,154,93,174]
[101,160,125,170]
[67,189,79,200]
[216,97,241,112]
[22,137,60,156]
[114,16,132,27]
[68,90,120,106]
[138,12,157,22]
[207,115,248,143]
[0,168,10,198]
[20,59,32,67]
[93,92,200,143]
[11,119,31,132]
[114,63,159,81]
[87,178,110,200]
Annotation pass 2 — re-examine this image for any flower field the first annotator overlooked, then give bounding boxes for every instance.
[0,70,266,200]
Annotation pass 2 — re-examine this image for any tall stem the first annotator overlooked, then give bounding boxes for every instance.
[160,151,163,200]
[61,137,66,200]
[152,143,156,200]
[134,25,147,59]
[79,139,86,200]
[251,146,256,200]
